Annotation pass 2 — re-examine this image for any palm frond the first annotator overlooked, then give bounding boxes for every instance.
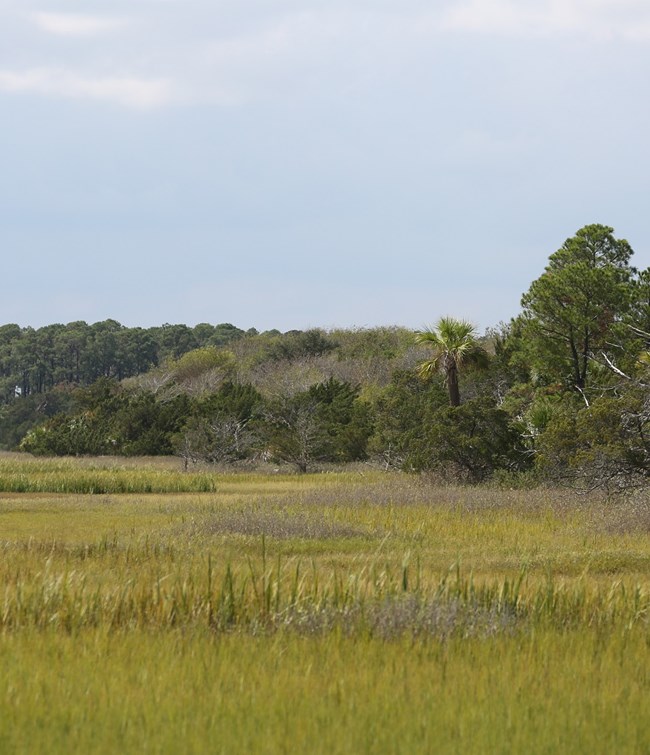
[415,317,488,403]
[417,357,441,377]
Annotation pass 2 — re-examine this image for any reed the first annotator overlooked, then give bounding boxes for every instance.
[1,523,648,635]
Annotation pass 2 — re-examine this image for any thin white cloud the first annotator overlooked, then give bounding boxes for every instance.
[0,68,173,109]
[30,12,127,37]
[439,0,650,40]
[3,1,649,113]
[194,9,428,103]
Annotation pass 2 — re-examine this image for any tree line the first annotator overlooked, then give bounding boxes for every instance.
[4,224,650,490]
[0,320,257,400]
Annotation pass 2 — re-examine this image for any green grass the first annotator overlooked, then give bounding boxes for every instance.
[0,455,224,493]
[0,456,648,752]
[1,629,648,755]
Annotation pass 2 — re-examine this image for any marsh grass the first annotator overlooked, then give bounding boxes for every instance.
[1,627,648,755]
[0,459,649,752]
[0,454,377,493]
[0,457,219,494]
[0,534,647,643]
[0,543,646,636]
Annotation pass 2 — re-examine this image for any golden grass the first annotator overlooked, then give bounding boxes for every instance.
[0,458,648,752]
[1,629,648,754]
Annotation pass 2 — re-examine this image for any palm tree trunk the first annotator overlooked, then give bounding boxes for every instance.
[446,360,461,407]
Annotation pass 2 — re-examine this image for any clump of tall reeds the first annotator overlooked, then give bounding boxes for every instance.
[1,548,646,636]
[0,459,221,494]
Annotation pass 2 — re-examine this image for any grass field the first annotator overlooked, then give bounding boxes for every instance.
[0,455,648,753]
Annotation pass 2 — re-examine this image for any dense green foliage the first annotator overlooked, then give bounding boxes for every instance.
[519,224,635,391]
[4,224,650,487]
[0,320,251,400]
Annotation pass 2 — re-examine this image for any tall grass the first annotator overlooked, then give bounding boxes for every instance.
[0,458,218,493]
[0,465,649,752]
[0,456,373,493]
[0,552,647,635]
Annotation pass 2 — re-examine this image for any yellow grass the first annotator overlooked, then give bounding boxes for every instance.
[0,458,648,752]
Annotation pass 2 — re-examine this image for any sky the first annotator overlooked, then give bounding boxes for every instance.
[1,0,650,333]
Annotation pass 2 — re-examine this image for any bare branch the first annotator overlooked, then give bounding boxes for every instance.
[599,351,633,381]
[627,324,650,340]
[574,384,590,408]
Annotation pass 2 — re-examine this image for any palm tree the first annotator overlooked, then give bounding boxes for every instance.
[415,317,488,407]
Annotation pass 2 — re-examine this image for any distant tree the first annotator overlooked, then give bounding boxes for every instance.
[113,392,191,456]
[115,328,159,379]
[258,378,371,472]
[196,382,263,423]
[193,323,216,346]
[183,416,256,465]
[175,382,264,466]
[54,322,90,384]
[520,224,635,394]
[329,326,414,360]
[530,332,650,492]
[19,378,123,457]
[306,378,373,462]
[534,391,650,492]
[268,329,336,361]
[369,370,448,469]
[155,324,198,361]
[411,399,529,483]
[172,347,236,385]
[209,323,246,348]
[415,318,488,406]
[262,393,323,473]
[86,320,123,380]
[0,386,77,450]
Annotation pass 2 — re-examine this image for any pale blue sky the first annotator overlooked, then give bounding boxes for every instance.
[1,0,649,331]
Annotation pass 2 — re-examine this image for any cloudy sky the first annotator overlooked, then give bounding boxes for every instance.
[2,0,649,332]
